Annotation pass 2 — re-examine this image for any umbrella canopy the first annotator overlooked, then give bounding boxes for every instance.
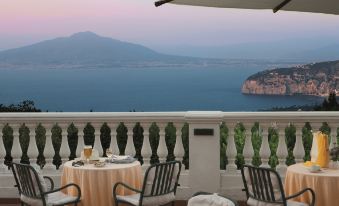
[155,0,339,15]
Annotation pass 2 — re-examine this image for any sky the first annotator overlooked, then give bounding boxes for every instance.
[1,0,339,51]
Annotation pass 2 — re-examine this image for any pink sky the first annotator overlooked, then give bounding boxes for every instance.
[0,0,339,50]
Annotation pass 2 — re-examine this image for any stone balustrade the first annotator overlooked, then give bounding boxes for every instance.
[0,111,338,200]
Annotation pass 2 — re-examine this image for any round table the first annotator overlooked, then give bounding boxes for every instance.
[285,163,339,206]
[61,161,142,206]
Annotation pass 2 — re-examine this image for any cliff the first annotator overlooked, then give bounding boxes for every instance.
[242,60,339,96]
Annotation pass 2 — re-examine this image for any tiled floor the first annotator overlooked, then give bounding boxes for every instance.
[0,199,247,206]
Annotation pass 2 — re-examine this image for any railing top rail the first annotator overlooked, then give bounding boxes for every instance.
[0,111,338,123]
[221,111,339,121]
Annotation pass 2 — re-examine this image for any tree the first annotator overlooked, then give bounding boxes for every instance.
[315,92,339,111]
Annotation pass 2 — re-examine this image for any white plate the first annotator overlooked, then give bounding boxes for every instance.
[94,162,106,167]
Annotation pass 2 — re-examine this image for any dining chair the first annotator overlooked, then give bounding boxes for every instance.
[113,160,181,206]
[11,162,81,206]
[241,164,315,206]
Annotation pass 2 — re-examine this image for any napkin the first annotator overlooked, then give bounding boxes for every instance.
[111,155,136,164]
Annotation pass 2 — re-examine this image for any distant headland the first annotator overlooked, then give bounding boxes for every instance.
[242,60,339,96]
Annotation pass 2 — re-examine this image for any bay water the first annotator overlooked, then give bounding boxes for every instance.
[0,66,322,112]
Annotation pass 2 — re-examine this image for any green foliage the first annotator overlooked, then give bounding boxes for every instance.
[315,92,339,111]
[2,124,13,169]
[234,122,246,169]
[100,123,111,157]
[302,122,313,161]
[165,123,176,162]
[67,123,78,160]
[19,124,30,164]
[220,122,228,170]
[251,122,262,167]
[285,124,296,166]
[149,123,160,164]
[181,123,189,169]
[116,122,128,155]
[319,122,331,141]
[35,123,46,168]
[268,126,279,169]
[51,124,62,169]
[133,123,144,164]
[0,100,41,112]
[83,123,95,147]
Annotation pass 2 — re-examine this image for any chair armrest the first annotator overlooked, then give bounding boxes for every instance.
[43,183,81,202]
[113,182,141,199]
[43,176,55,191]
[286,188,315,206]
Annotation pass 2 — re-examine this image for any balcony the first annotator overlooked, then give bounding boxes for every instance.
[0,111,336,202]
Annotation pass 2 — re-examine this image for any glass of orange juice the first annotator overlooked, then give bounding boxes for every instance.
[84,145,92,164]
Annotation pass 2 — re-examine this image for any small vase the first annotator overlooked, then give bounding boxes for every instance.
[329,160,335,169]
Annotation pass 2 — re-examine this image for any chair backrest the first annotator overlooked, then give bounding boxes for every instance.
[140,161,181,199]
[241,165,286,205]
[11,162,47,205]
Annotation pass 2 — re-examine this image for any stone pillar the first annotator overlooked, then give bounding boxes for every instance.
[186,111,222,195]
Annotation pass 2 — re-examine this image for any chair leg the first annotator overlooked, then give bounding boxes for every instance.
[171,201,175,206]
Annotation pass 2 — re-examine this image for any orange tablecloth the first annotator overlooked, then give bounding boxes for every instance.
[285,163,339,206]
[61,161,142,206]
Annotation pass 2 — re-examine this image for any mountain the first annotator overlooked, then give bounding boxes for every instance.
[155,37,339,61]
[242,60,339,96]
[0,32,213,69]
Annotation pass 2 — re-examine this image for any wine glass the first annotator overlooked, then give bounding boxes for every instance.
[106,148,113,162]
[84,145,92,164]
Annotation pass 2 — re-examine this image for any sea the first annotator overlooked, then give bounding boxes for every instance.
[0,66,323,112]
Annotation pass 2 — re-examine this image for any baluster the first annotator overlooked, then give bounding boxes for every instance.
[141,122,151,167]
[75,123,85,158]
[158,123,167,162]
[276,124,288,174]
[59,123,69,163]
[93,123,102,156]
[27,124,38,163]
[226,123,237,173]
[293,124,305,163]
[243,123,254,165]
[126,123,135,156]
[174,123,184,163]
[0,124,6,172]
[44,124,55,171]
[12,125,21,163]
[108,123,119,155]
[260,124,270,168]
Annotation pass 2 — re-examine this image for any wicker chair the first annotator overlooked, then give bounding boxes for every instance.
[113,161,181,206]
[241,164,315,206]
[11,162,81,206]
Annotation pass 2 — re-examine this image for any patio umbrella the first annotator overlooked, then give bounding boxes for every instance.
[155,0,339,15]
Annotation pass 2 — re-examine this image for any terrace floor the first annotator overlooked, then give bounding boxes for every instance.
[0,199,247,206]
